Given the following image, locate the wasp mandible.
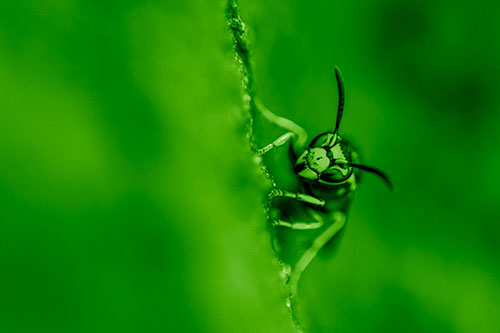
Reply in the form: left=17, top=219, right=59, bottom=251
left=255, top=67, right=392, bottom=295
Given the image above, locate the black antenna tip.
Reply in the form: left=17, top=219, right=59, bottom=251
left=333, top=66, right=345, bottom=135
left=334, top=66, right=342, bottom=78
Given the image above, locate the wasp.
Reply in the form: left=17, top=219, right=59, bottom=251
left=254, top=67, right=392, bottom=295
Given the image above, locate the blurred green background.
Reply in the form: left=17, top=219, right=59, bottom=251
left=1, top=0, right=499, bottom=332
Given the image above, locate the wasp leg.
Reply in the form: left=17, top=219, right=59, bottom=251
left=268, top=188, right=325, bottom=207
left=257, top=132, right=294, bottom=156
left=273, top=220, right=323, bottom=230
left=272, top=210, right=324, bottom=230
left=255, top=98, right=308, bottom=153
left=289, top=211, right=346, bottom=296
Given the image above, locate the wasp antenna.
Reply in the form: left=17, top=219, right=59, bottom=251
left=351, top=163, right=393, bottom=191
left=333, top=66, right=345, bottom=136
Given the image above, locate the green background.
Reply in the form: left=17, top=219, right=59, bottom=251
left=1, top=0, right=499, bottom=332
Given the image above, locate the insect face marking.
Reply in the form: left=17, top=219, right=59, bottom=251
left=306, top=148, right=330, bottom=172
left=330, top=143, right=348, bottom=164
left=293, top=134, right=355, bottom=185
left=293, top=147, right=330, bottom=180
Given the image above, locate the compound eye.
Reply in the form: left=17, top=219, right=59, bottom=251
left=309, top=132, right=336, bottom=148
